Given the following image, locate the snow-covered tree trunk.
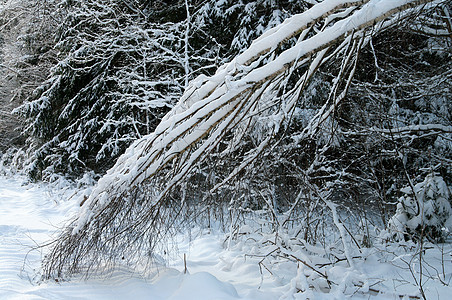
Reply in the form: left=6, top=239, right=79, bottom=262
left=42, top=0, right=449, bottom=280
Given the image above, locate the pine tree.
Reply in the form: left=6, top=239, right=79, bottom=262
left=16, top=0, right=222, bottom=179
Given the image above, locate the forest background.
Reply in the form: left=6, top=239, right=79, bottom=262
left=0, top=0, right=451, bottom=298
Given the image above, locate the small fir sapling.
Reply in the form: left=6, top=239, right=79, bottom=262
left=389, top=173, right=452, bottom=242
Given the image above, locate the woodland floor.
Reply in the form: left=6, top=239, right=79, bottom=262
left=1, top=174, right=451, bottom=299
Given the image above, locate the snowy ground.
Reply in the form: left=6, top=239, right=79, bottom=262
left=1, top=175, right=452, bottom=299
left=0, top=175, right=282, bottom=299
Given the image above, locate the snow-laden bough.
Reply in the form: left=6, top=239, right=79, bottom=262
left=42, top=0, right=448, bottom=280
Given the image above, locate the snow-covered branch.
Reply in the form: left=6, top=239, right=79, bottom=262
left=40, top=0, right=450, bottom=281
left=77, top=0, right=442, bottom=229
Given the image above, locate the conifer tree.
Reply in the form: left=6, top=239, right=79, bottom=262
left=16, top=0, right=310, bottom=179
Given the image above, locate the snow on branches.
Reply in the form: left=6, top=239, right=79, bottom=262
left=41, top=0, right=450, bottom=281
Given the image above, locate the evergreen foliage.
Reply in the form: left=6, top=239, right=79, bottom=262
left=15, top=0, right=309, bottom=179
left=1, top=0, right=451, bottom=290
left=389, top=173, right=452, bottom=242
